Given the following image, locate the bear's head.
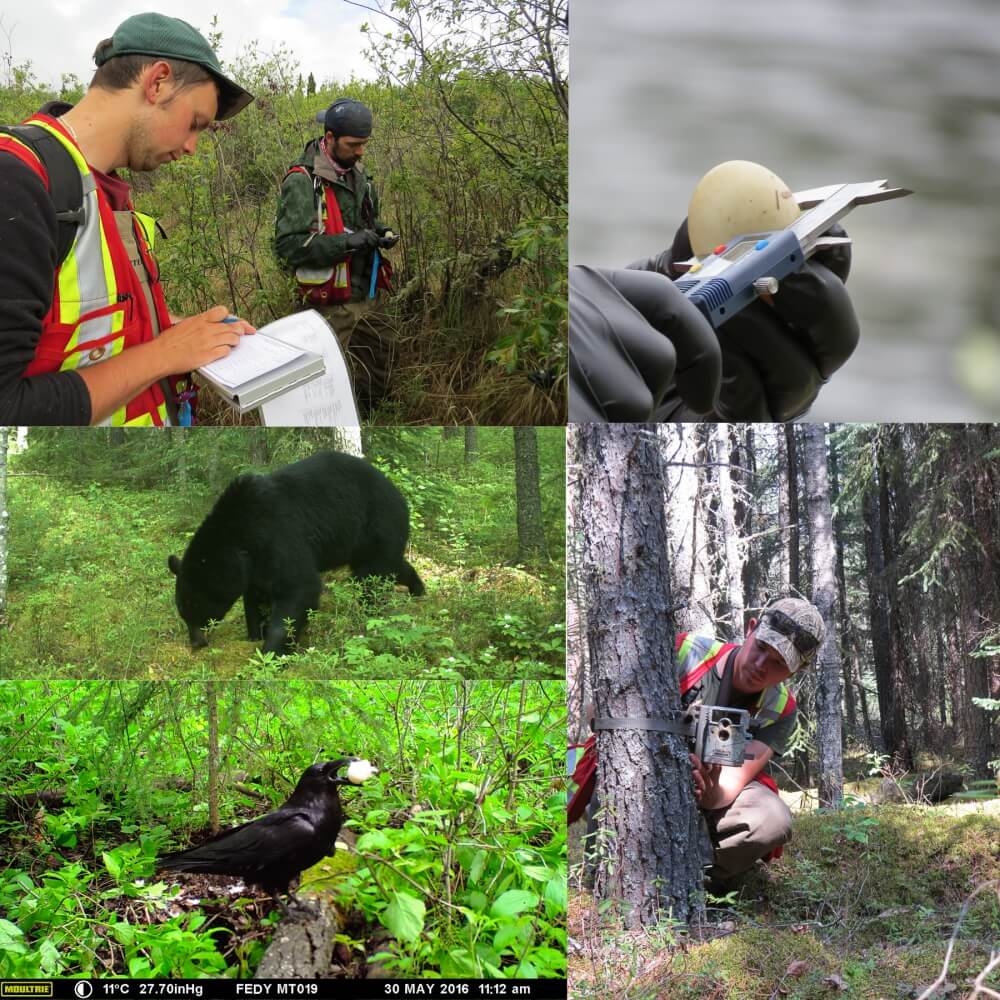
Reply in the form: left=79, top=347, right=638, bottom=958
left=168, top=553, right=243, bottom=648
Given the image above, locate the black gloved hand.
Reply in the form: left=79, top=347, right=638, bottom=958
left=635, top=220, right=859, bottom=421
left=346, top=229, right=380, bottom=252
left=569, top=265, right=722, bottom=422
left=378, top=232, right=400, bottom=250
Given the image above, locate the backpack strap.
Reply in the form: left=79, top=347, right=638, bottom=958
left=0, top=123, right=84, bottom=267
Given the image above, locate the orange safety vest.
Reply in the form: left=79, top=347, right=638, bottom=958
left=0, top=114, right=179, bottom=426
left=568, top=632, right=795, bottom=828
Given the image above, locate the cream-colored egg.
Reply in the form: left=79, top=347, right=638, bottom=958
left=346, top=759, right=378, bottom=784
left=687, top=161, right=800, bottom=257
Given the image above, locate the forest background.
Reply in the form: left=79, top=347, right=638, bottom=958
left=0, top=0, right=568, bottom=425
left=567, top=423, right=1000, bottom=1000
left=0, top=425, right=565, bottom=677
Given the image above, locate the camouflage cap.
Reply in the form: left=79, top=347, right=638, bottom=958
left=756, top=597, right=825, bottom=674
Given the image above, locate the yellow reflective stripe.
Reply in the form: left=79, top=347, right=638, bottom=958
left=133, top=211, right=156, bottom=249
left=30, top=119, right=118, bottom=331
left=677, top=633, right=696, bottom=664
left=30, top=118, right=88, bottom=172
left=124, top=407, right=161, bottom=427
left=57, top=248, right=82, bottom=327
left=99, top=217, right=118, bottom=306
left=772, top=685, right=790, bottom=716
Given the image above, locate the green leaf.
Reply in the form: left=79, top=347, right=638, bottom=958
left=110, top=921, right=134, bottom=946
left=469, top=850, right=487, bottom=885
left=494, top=922, right=521, bottom=951
left=0, top=919, right=23, bottom=941
left=490, top=889, right=539, bottom=918
left=356, top=830, right=393, bottom=851
left=103, top=851, right=121, bottom=880
left=543, top=876, right=567, bottom=915
left=521, top=864, right=550, bottom=882
left=381, top=891, right=426, bottom=943
left=509, top=959, right=538, bottom=978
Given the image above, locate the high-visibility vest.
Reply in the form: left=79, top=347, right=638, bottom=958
left=285, top=165, right=353, bottom=306
left=567, top=632, right=796, bottom=823
left=0, top=114, right=174, bottom=426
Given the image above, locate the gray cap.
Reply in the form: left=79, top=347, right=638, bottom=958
left=756, top=598, right=825, bottom=673
left=315, top=98, right=373, bottom=137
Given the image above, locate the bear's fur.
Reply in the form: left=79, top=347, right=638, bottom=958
left=168, top=451, right=424, bottom=654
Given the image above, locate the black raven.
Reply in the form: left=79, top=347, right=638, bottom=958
left=158, top=758, right=369, bottom=914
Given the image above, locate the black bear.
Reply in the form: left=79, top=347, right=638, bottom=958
left=167, top=451, right=424, bottom=654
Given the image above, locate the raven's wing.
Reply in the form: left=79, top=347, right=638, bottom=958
left=159, top=808, right=320, bottom=880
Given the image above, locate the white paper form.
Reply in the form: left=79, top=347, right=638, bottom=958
left=259, top=310, right=361, bottom=427
left=200, top=333, right=305, bottom=389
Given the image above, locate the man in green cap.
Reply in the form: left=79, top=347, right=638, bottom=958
left=274, top=97, right=399, bottom=415
left=0, top=13, right=256, bottom=426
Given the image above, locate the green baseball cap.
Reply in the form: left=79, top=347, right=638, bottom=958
left=95, top=13, right=254, bottom=120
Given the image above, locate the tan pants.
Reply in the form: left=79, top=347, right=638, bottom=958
left=322, top=300, right=394, bottom=413
left=705, top=780, right=792, bottom=881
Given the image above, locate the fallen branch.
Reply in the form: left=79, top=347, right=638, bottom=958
left=916, top=879, right=1000, bottom=1000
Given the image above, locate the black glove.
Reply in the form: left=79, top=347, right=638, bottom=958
left=378, top=232, right=400, bottom=250
left=633, top=220, right=859, bottom=421
left=346, top=229, right=380, bottom=252
left=569, top=265, right=722, bottom=422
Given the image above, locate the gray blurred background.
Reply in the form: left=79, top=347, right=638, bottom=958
left=570, top=0, right=1000, bottom=420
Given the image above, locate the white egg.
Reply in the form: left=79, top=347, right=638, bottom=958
left=687, top=160, right=800, bottom=257
left=346, top=759, right=378, bottom=784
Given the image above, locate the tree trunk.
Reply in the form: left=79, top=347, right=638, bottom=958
left=336, top=427, right=364, bottom=457
left=711, top=425, right=744, bottom=636
left=513, top=426, right=547, bottom=563
left=735, top=425, right=758, bottom=620
left=802, top=424, right=844, bottom=807
left=785, top=424, right=800, bottom=593
left=664, top=425, right=712, bottom=631
left=828, top=429, right=857, bottom=738
left=464, top=427, right=478, bottom=464
left=579, top=423, right=702, bottom=928
left=207, top=683, right=220, bottom=834
left=864, top=436, right=913, bottom=769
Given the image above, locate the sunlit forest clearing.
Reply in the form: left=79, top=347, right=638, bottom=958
left=0, top=426, right=565, bottom=678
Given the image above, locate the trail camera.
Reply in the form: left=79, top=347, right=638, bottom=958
left=685, top=704, right=752, bottom=766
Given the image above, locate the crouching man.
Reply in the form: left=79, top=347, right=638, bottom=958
left=684, top=598, right=824, bottom=887
left=568, top=596, right=825, bottom=890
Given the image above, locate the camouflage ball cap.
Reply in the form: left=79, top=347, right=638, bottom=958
left=95, top=13, right=254, bottom=120
left=756, top=597, right=825, bottom=674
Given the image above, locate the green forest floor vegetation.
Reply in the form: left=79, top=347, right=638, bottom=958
left=0, top=429, right=565, bottom=678
left=0, top=681, right=567, bottom=979
left=569, top=797, right=1000, bottom=999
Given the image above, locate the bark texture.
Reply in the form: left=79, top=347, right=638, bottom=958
left=579, top=423, right=702, bottom=928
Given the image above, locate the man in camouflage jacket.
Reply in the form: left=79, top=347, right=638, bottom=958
left=274, top=97, right=398, bottom=412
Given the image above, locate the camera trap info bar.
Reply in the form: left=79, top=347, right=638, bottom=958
left=593, top=704, right=755, bottom=767
left=672, top=179, right=912, bottom=329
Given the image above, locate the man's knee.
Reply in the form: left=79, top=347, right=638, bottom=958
left=756, top=789, right=793, bottom=851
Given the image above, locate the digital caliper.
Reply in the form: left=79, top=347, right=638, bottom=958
left=672, top=179, right=912, bottom=329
